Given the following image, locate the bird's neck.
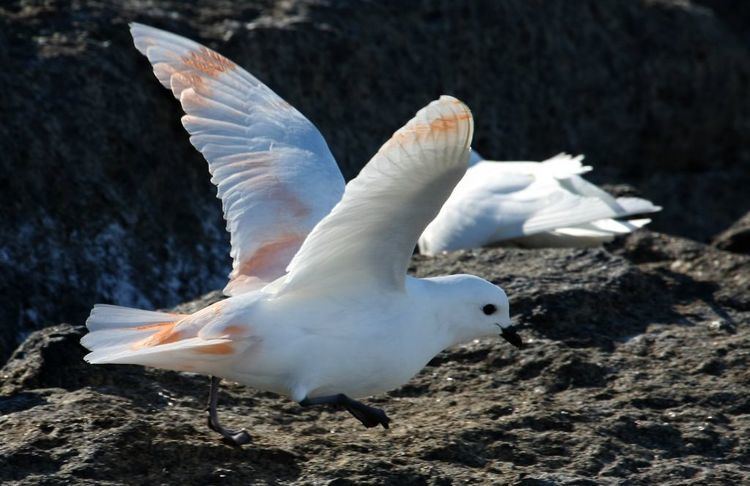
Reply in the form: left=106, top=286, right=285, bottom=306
left=405, top=276, right=482, bottom=354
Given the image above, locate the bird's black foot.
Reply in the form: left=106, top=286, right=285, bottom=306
left=300, top=393, right=391, bottom=429
left=343, top=399, right=391, bottom=429
left=206, top=376, right=251, bottom=446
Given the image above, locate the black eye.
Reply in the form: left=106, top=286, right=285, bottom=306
left=482, top=304, right=497, bottom=315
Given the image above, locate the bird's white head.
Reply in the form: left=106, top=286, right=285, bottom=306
left=418, top=274, right=521, bottom=349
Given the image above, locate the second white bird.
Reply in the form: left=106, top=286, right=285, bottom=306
left=418, top=152, right=661, bottom=254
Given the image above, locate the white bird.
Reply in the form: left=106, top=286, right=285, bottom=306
left=418, top=152, right=661, bottom=255
left=81, top=24, right=521, bottom=446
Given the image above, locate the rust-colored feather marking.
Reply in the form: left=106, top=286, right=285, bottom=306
left=172, top=70, right=206, bottom=95
left=231, top=233, right=305, bottom=282
left=389, top=110, right=472, bottom=147
left=274, top=183, right=311, bottom=220
left=210, top=300, right=225, bottom=317
left=182, top=47, right=236, bottom=77
left=193, top=342, right=234, bottom=355
left=133, top=319, right=178, bottom=331
left=223, top=325, right=246, bottom=337
left=428, top=111, right=472, bottom=131
left=220, top=155, right=311, bottom=220
left=235, top=155, right=311, bottom=220
left=131, top=322, right=184, bottom=349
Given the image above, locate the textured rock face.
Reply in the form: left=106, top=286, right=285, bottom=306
left=1, top=232, right=748, bottom=484
left=2, top=0, right=750, bottom=361
left=713, top=211, right=750, bottom=254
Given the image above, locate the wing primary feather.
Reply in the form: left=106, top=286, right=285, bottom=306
left=279, top=96, right=473, bottom=295
left=129, top=23, right=345, bottom=295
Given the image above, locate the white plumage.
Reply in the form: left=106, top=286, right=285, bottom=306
left=130, top=23, right=345, bottom=295
left=281, top=96, right=473, bottom=294
left=82, top=25, right=518, bottom=439
left=418, top=152, right=661, bottom=254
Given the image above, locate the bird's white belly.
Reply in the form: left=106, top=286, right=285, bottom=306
left=301, top=339, right=424, bottom=399
left=219, top=319, right=430, bottom=402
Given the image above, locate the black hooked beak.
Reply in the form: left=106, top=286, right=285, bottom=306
left=499, top=325, right=523, bottom=349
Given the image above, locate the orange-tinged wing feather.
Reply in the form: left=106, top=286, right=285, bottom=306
left=130, top=23, right=345, bottom=295
left=280, top=96, right=473, bottom=294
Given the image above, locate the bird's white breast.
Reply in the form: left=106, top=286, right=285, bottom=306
left=213, top=288, right=441, bottom=401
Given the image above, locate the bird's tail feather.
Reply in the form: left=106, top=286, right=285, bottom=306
left=539, top=153, right=592, bottom=178
left=614, top=197, right=662, bottom=216
left=81, top=304, right=187, bottom=362
left=514, top=217, right=653, bottom=248
left=81, top=304, right=242, bottom=370
left=522, top=196, right=659, bottom=236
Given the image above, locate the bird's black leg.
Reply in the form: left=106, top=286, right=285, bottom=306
left=300, top=394, right=391, bottom=429
left=206, top=376, right=251, bottom=446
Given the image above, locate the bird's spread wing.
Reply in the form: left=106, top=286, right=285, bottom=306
left=129, top=23, right=345, bottom=295
left=276, top=96, right=473, bottom=295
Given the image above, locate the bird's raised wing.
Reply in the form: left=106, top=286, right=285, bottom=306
left=276, top=96, right=473, bottom=295
left=129, top=23, right=345, bottom=295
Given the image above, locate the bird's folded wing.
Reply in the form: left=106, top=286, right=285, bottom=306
left=129, top=23, right=345, bottom=296
left=470, top=158, right=660, bottom=238
left=277, top=96, right=474, bottom=294
left=472, top=153, right=591, bottom=179
left=519, top=192, right=659, bottom=235
left=459, top=162, right=537, bottom=195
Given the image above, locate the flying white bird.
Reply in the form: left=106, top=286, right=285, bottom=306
left=418, top=152, right=661, bottom=255
left=81, top=24, right=522, bottom=446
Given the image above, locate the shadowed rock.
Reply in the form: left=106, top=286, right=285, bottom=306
left=713, top=211, right=750, bottom=254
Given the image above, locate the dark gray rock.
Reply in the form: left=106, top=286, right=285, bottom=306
left=3, top=0, right=750, bottom=362
left=1, top=231, right=748, bottom=484
left=617, top=168, right=750, bottom=245
left=713, top=211, right=750, bottom=254
left=694, top=0, right=750, bottom=46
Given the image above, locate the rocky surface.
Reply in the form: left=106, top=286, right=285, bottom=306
left=2, top=0, right=750, bottom=361
left=713, top=211, right=750, bottom=254
left=3, top=1, right=750, bottom=481
left=1, top=230, right=748, bottom=485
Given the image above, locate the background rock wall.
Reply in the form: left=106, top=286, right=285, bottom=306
left=2, top=0, right=750, bottom=360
